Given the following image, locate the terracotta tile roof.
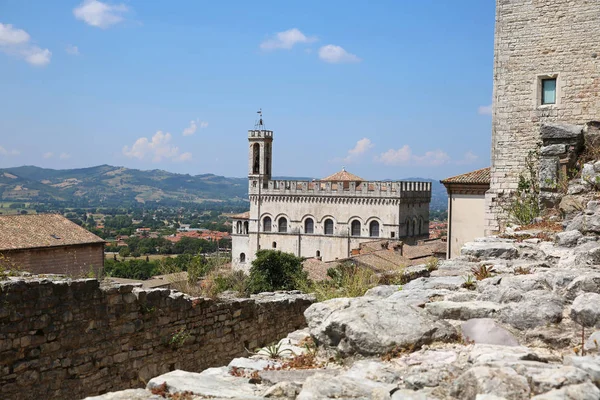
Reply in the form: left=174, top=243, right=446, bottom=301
left=0, top=214, right=105, bottom=251
left=321, top=169, right=365, bottom=182
left=441, top=167, right=491, bottom=185
left=230, top=211, right=250, bottom=219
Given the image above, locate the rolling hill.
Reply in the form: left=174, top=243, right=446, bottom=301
left=0, top=165, right=448, bottom=211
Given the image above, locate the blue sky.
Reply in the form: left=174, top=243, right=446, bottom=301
left=0, top=0, right=495, bottom=180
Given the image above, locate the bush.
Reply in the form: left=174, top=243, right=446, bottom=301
left=506, top=150, right=541, bottom=225
left=247, top=250, right=308, bottom=294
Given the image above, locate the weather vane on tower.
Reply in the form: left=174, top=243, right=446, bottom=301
left=255, top=108, right=264, bottom=129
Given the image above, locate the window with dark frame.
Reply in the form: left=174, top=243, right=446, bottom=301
left=324, top=219, right=334, bottom=235
left=304, top=218, right=314, bottom=234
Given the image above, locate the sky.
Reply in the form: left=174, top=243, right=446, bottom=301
left=0, top=0, right=495, bottom=180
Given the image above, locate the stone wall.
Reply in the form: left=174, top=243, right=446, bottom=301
left=0, top=278, right=313, bottom=400
left=486, top=0, right=600, bottom=233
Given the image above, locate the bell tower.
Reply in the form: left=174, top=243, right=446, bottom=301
left=248, top=109, right=273, bottom=181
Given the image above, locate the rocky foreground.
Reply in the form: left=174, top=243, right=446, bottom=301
left=85, top=205, right=600, bottom=399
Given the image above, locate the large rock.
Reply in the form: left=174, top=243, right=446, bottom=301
left=146, top=368, right=262, bottom=399
left=563, top=356, right=600, bottom=385
left=530, top=382, right=600, bottom=400
left=570, top=293, right=600, bottom=327
left=305, top=297, right=457, bottom=356
left=565, top=273, right=600, bottom=300
left=555, top=230, right=583, bottom=247
left=402, top=276, right=465, bottom=291
left=451, top=366, right=530, bottom=400
left=499, top=291, right=563, bottom=330
left=525, top=366, right=592, bottom=395
left=85, top=389, right=162, bottom=400
left=461, top=241, right=519, bottom=260
left=461, top=318, right=519, bottom=346
left=540, top=123, right=583, bottom=142
left=386, top=288, right=451, bottom=307
left=364, top=285, right=401, bottom=298
left=425, top=301, right=503, bottom=321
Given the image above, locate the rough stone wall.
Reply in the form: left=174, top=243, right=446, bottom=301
left=2, top=243, right=104, bottom=277
left=486, top=0, right=600, bottom=233
left=0, top=278, right=313, bottom=400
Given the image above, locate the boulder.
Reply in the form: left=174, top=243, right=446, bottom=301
left=402, top=276, right=466, bottom=291
left=530, top=382, right=600, bottom=400
left=563, top=356, right=600, bottom=385
left=584, top=331, right=600, bottom=353
left=525, top=366, right=591, bottom=395
left=461, top=318, right=519, bottom=346
left=461, top=241, right=519, bottom=260
left=555, top=230, right=583, bottom=247
left=364, top=285, right=401, bottom=299
left=499, top=291, right=563, bottom=330
left=386, top=288, right=451, bottom=307
left=540, top=144, right=567, bottom=156
left=262, top=381, right=302, bottom=398
left=451, top=366, right=530, bottom=400
left=425, top=301, right=503, bottom=321
left=304, top=297, right=457, bottom=356
left=564, top=273, right=600, bottom=300
left=570, top=293, right=600, bottom=327
left=540, top=123, right=583, bottom=142
left=146, top=368, right=262, bottom=399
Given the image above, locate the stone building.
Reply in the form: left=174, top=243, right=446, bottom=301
left=486, top=0, right=600, bottom=233
left=231, top=119, right=432, bottom=270
left=0, top=214, right=105, bottom=276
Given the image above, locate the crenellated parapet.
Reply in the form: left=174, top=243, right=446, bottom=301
left=249, top=179, right=431, bottom=201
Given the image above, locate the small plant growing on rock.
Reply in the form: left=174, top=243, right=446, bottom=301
left=462, top=275, right=476, bottom=290
left=168, top=328, right=191, bottom=349
left=514, top=266, right=533, bottom=275
left=471, top=265, right=495, bottom=281
left=426, top=257, right=439, bottom=272
left=254, top=342, right=294, bottom=359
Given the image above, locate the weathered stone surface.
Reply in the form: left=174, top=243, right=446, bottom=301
left=461, top=318, right=519, bottom=346
left=461, top=241, right=519, bottom=260
left=402, top=276, right=466, bottom=291
left=565, top=273, right=600, bottom=300
left=526, top=366, right=591, bottom=395
left=555, top=230, right=583, bottom=247
left=259, top=369, right=339, bottom=385
left=540, top=123, right=584, bottom=142
left=540, top=157, right=560, bottom=190
left=305, top=297, right=457, bottom=356
left=570, top=293, right=600, bottom=327
left=84, top=389, right=162, bottom=400
left=563, top=356, right=600, bottom=385
left=425, top=301, right=503, bottom=321
left=227, top=357, right=281, bottom=372
left=499, top=291, right=563, bottom=330
left=147, top=368, right=262, bottom=399
left=530, top=382, right=600, bottom=400
left=364, top=285, right=401, bottom=298
left=584, top=331, right=600, bottom=353
left=541, top=144, right=567, bottom=156
left=451, top=366, right=530, bottom=400
left=262, top=381, right=302, bottom=398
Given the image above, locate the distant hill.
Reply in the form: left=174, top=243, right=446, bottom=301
left=0, top=165, right=447, bottom=211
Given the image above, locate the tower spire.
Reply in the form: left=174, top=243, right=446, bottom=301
left=255, top=108, right=265, bottom=129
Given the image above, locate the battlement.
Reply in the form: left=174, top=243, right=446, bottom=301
left=248, top=129, right=273, bottom=139
left=250, top=179, right=431, bottom=200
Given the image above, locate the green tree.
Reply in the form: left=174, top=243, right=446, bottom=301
left=247, top=250, right=307, bottom=294
left=119, top=247, right=131, bottom=258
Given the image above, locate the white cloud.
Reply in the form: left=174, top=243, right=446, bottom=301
left=478, top=104, right=492, bottom=116
left=456, top=151, right=479, bottom=165
left=182, top=119, right=208, bottom=136
left=318, top=44, right=361, bottom=64
left=260, top=28, right=317, bottom=51
left=0, top=146, right=19, bottom=156
left=123, top=131, right=192, bottom=162
left=59, top=153, right=71, bottom=160
left=0, top=23, right=51, bottom=66
left=376, top=145, right=451, bottom=167
left=73, top=0, right=129, bottom=29
left=65, top=44, right=79, bottom=55
left=333, top=138, right=374, bottom=164
left=43, top=152, right=54, bottom=159
left=0, top=23, right=29, bottom=46
left=23, top=47, right=51, bottom=66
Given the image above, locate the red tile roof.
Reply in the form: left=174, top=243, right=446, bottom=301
left=0, top=214, right=105, bottom=251
left=321, top=169, right=364, bottom=182
left=441, top=167, right=491, bottom=185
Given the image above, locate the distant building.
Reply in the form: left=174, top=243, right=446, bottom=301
left=441, top=168, right=490, bottom=259
left=231, top=116, right=432, bottom=270
left=0, top=214, right=105, bottom=276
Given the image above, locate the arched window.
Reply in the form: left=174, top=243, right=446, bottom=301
left=316, top=250, right=321, bottom=258
left=240, top=253, right=246, bottom=263
left=236, top=221, right=242, bottom=234
left=252, top=143, right=260, bottom=174
left=369, top=221, right=380, bottom=237
left=351, top=220, right=361, bottom=237
left=243, top=221, right=249, bottom=234
left=278, top=217, right=288, bottom=233
left=304, top=218, right=314, bottom=234
left=272, top=242, right=277, bottom=249
left=263, top=216, right=272, bottom=232
left=411, top=219, right=416, bottom=237
left=324, top=219, right=334, bottom=235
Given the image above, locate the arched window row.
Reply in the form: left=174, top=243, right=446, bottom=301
left=260, top=216, right=383, bottom=237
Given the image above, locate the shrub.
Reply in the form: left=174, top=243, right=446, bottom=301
left=471, top=265, right=495, bottom=281
left=506, top=150, right=540, bottom=225
left=247, top=250, right=308, bottom=294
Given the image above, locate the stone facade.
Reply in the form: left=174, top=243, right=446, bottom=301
left=486, top=0, right=600, bottom=233
left=3, top=243, right=105, bottom=277
left=0, top=277, right=312, bottom=400
left=232, top=126, right=432, bottom=270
